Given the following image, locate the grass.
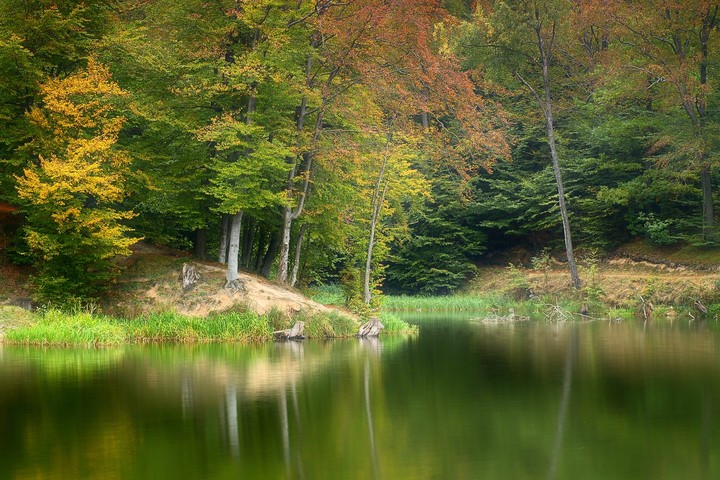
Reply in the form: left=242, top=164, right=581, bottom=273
left=300, top=310, right=359, bottom=338
left=379, top=313, right=419, bottom=335
left=381, top=294, right=510, bottom=312
left=3, top=308, right=360, bottom=346
left=122, top=311, right=273, bottom=343
left=5, top=309, right=126, bottom=346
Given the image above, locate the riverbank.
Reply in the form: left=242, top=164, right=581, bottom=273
left=0, top=241, right=419, bottom=345
left=2, top=239, right=719, bottom=344
left=0, top=306, right=416, bottom=346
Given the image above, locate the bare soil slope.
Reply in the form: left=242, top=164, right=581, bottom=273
left=109, top=242, right=337, bottom=317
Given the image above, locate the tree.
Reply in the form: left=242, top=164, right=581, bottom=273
left=0, top=0, right=116, bottom=203
left=474, top=0, right=582, bottom=289
left=596, top=0, right=720, bottom=241
left=16, top=60, right=138, bottom=302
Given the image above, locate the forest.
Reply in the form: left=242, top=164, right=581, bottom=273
left=2, top=0, right=720, bottom=306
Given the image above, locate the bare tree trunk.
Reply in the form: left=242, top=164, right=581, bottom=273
left=364, top=128, right=393, bottom=305
left=278, top=208, right=294, bottom=284
left=290, top=224, right=307, bottom=288
left=219, top=215, right=230, bottom=264
left=277, top=141, right=316, bottom=284
left=225, top=211, right=243, bottom=288
left=519, top=18, right=581, bottom=289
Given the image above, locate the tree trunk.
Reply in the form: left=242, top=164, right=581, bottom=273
left=261, top=230, right=281, bottom=278
left=533, top=20, right=581, bottom=290
left=194, top=228, right=207, bottom=261
left=364, top=178, right=389, bottom=305
left=364, top=128, right=393, bottom=305
left=277, top=47, right=316, bottom=285
left=225, top=211, right=243, bottom=288
left=277, top=208, right=294, bottom=284
left=219, top=215, right=230, bottom=264
left=290, top=224, right=307, bottom=288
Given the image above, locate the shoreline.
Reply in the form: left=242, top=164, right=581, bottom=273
left=0, top=306, right=417, bottom=347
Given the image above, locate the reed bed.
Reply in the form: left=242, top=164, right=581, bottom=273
left=4, top=308, right=359, bottom=346
left=381, top=294, right=509, bottom=312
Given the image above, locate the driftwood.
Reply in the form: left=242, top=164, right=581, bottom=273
left=182, top=263, right=200, bottom=291
left=274, top=321, right=305, bottom=341
left=694, top=300, right=708, bottom=314
left=638, top=295, right=653, bottom=322
left=358, top=317, right=384, bottom=337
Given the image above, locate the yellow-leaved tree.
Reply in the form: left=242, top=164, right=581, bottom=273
left=16, top=59, right=138, bottom=304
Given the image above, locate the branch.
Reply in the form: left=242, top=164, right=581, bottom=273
left=515, top=70, right=546, bottom=119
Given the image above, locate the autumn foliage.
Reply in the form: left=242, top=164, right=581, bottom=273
left=16, top=60, right=138, bottom=303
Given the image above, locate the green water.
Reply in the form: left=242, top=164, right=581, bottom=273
left=1, top=316, right=719, bottom=479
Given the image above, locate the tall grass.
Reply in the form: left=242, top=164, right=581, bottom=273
left=298, top=310, right=358, bottom=338
left=3, top=308, right=360, bottom=346
left=5, top=309, right=125, bottom=346
left=5, top=309, right=273, bottom=346
left=122, top=311, right=272, bottom=343
left=382, top=294, right=510, bottom=312
left=379, top=313, right=419, bottom=335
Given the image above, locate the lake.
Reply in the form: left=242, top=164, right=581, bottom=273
left=1, top=314, right=719, bottom=479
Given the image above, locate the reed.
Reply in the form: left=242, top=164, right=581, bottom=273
left=379, top=313, right=419, bottom=335
left=381, top=294, right=508, bottom=312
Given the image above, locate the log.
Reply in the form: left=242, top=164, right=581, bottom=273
left=358, top=317, right=384, bottom=337
left=274, top=321, right=305, bottom=341
left=182, top=263, right=200, bottom=291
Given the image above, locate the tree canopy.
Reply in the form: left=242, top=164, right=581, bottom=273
left=2, top=0, right=720, bottom=303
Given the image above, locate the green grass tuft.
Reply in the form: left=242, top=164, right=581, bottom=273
left=5, top=309, right=125, bottom=346
left=299, top=310, right=359, bottom=338
left=379, top=313, right=419, bottom=335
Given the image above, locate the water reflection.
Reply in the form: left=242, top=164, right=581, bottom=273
left=547, top=327, right=577, bottom=480
left=1, top=319, right=720, bottom=479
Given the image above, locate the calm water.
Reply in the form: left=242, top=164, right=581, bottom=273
left=1, top=315, right=719, bottom=479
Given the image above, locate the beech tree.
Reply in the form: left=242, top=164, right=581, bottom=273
left=16, top=60, right=138, bottom=302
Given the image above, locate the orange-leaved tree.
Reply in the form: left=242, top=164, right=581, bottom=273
left=16, top=59, right=138, bottom=304
left=322, top=0, right=509, bottom=304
